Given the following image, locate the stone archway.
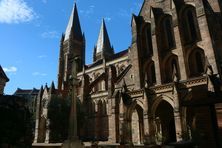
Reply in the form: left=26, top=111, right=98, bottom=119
left=154, top=100, right=176, bottom=144
left=130, top=105, right=144, bottom=145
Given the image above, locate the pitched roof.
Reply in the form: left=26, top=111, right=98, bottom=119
left=0, top=65, right=9, bottom=82
left=86, top=49, right=128, bottom=69
left=64, top=3, right=82, bottom=41
left=108, top=49, right=128, bottom=61
left=86, top=59, right=103, bottom=69
left=14, top=88, right=39, bottom=95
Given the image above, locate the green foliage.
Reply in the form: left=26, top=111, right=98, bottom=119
left=48, top=95, right=70, bottom=142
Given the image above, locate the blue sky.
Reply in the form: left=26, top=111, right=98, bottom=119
left=0, top=0, right=143, bottom=94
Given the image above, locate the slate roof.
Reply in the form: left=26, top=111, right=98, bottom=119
left=108, top=49, right=128, bottom=61
left=86, top=49, right=128, bottom=69
left=14, top=88, right=39, bottom=95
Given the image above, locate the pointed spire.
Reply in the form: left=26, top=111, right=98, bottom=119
left=49, top=81, right=56, bottom=94
left=44, top=83, right=48, bottom=91
left=50, top=81, right=55, bottom=90
left=95, top=19, right=113, bottom=54
left=64, top=3, right=82, bottom=41
left=37, top=85, right=44, bottom=98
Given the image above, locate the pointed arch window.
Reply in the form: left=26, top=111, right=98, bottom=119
left=160, top=16, right=175, bottom=52
left=182, top=6, right=200, bottom=45
left=164, top=18, right=175, bottom=49
left=164, top=56, right=180, bottom=83
left=146, top=61, right=156, bottom=86
left=196, top=52, right=204, bottom=73
left=171, top=59, right=178, bottom=74
left=188, top=49, right=205, bottom=77
left=143, top=25, right=153, bottom=56
left=147, top=27, right=153, bottom=56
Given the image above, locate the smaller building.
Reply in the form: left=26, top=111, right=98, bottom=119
left=0, top=65, right=9, bottom=95
left=14, top=88, right=39, bottom=114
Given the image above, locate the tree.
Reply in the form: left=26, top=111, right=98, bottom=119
left=0, top=95, right=32, bottom=148
left=48, top=96, right=70, bottom=142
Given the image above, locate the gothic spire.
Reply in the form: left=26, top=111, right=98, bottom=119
left=64, top=3, right=82, bottom=41
left=37, top=85, right=44, bottom=98
left=95, top=19, right=113, bottom=54
left=49, top=81, right=56, bottom=94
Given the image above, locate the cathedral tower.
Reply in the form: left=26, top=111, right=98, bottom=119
left=93, top=19, right=114, bottom=62
left=58, top=3, right=85, bottom=93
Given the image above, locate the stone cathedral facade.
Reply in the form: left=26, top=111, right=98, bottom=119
left=33, top=0, right=222, bottom=147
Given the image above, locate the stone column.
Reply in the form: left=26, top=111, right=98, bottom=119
left=174, top=111, right=182, bottom=141
left=148, top=116, right=156, bottom=144
left=152, top=34, right=162, bottom=85
left=173, top=83, right=182, bottom=141
left=33, top=120, right=39, bottom=143
left=33, top=86, right=43, bottom=143
left=143, top=113, right=149, bottom=144
left=44, top=119, right=50, bottom=143
left=143, top=91, right=150, bottom=144
left=62, top=57, right=84, bottom=148
left=108, top=98, right=116, bottom=143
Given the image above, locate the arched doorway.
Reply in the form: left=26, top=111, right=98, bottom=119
left=155, top=100, right=176, bottom=144
left=130, top=105, right=144, bottom=144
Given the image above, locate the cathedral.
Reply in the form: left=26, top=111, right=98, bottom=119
left=33, top=0, right=222, bottom=147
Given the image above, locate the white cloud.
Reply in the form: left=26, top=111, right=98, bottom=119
left=3, top=66, right=17, bottom=73
left=80, top=5, right=95, bottom=17
left=32, top=72, right=47, bottom=76
left=118, top=9, right=130, bottom=18
left=38, top=55, right=47, bottom=58
left=41, top=31, right=59, bottom=39
left=0, top=0, right=36, bottom=24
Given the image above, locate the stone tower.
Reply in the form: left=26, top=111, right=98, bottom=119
left=57, top=3, right=85, bottom=94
